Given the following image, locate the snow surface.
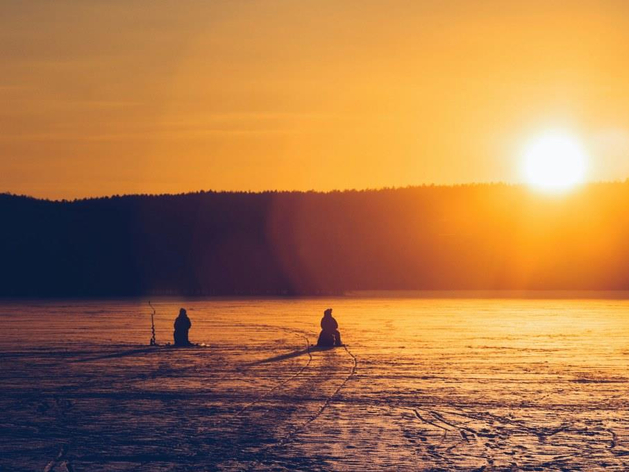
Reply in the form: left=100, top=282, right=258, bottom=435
left=1, top=296, right=629, bottom=471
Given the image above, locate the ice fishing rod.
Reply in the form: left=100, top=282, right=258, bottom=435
left=148, top=301, right=157, bottom=346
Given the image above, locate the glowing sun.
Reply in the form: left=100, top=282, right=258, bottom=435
left=521, top=131, right=588, bottom=192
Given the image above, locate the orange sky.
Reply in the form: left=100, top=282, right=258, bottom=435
left=2, top=0, right=629, bottom=199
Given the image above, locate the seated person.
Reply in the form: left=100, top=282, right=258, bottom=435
left=317, top=308, right=342, bottom=347
left=173, top=308, right=192, bottom=346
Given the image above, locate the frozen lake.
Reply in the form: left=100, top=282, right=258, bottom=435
left=2, top=295, right=629, bottom=470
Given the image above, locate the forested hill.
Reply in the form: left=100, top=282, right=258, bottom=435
left=2, top=184, right=629, bottom=297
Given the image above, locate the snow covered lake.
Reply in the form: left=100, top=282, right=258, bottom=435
left=2, top=295, right=629, bottom=471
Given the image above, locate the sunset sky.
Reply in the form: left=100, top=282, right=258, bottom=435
left=2, top=0, right=629, bottom=199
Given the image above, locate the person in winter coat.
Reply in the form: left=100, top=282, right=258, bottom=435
left=174, top=308, right=192, bottom=346
left=317, top=308, right=342, bottom=347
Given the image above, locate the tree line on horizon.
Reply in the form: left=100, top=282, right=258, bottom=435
left=2, top=183, right=629, bottom=297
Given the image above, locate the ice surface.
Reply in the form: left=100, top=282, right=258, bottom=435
left=1, top=297, right=629, bottom=470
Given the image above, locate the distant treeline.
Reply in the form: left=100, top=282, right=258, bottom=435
left=2, top=183, right=629, bottom=296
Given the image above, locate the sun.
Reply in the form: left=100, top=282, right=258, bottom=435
left=521, top=131, right=588, bottom=192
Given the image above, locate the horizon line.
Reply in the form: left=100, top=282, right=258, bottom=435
left=3, top=179, right=629, bottom=203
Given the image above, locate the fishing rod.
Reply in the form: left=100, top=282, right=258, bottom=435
left=148, top=301, right=157, bottom=346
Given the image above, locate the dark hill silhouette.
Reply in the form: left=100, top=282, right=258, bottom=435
left=2, top=183, right=629, bottom=297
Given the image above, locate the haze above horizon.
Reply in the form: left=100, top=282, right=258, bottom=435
left=2, top=1, right=629, bottom=199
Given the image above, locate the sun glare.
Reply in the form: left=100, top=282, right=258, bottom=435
left=522, top=131, right=588, bottom=192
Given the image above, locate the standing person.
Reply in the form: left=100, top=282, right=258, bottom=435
left=317, top=308, right=342, bottom=347
left=173, top=308, right=192, bottom=346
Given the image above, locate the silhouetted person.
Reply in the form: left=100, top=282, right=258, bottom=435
left=173, top=308, right=192, bottom=346
left=317, top=308, right=342, bottom=347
